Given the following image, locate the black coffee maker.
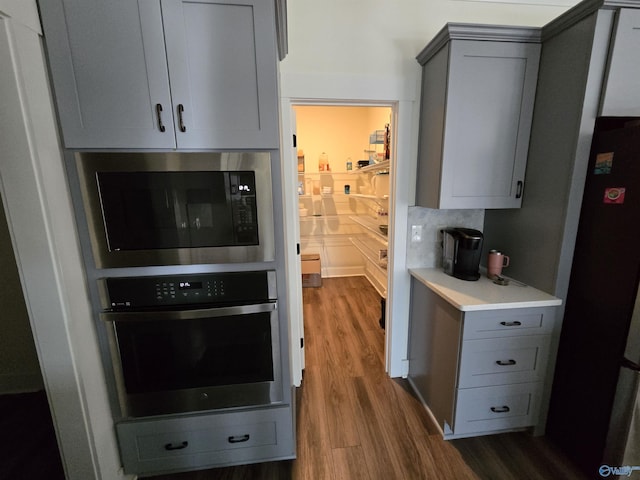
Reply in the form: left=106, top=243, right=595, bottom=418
left=442, top=228, right=484, bottom=281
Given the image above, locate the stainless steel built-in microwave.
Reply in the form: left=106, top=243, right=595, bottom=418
left=74, top=152, right=275, bottom=268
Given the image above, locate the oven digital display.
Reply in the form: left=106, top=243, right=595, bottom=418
left=179, top=281, right=203, bottom=290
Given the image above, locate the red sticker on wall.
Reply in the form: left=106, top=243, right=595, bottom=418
left=603, top=187, right=625, bottom=204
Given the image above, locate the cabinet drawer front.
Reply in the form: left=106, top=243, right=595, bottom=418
left=459, top=336, right=550, bottom=388
left=453, top=383, right=541, bottom=435
left=136, top=421, right=276, bottom=460
left=117, top=406, right=294, bottom=475
left=463, top=307, right=555, bottom=340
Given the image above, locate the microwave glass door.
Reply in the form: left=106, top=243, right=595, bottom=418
left=98, top=171, right=259, bottom=251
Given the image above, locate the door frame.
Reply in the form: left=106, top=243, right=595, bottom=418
left=279, top=73, right=419, bottom=382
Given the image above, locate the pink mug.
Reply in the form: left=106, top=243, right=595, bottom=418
left=487, top=250, right=510, bottom=279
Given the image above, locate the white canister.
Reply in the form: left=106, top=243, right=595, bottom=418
left=371, top=173, right=390, bottom=198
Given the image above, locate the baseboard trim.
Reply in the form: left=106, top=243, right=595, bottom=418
left=322, top=266, right=365, bottom=278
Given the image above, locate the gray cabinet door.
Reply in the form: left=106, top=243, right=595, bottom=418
left=600, top=8, right=640, bottom=117
left=441, top=40, right=539, bottom=209
left=39, top=0, right=176, bottom=149
left=162, top=0, right=279, bottom=149
left=40, top=0, right=279, bottom=150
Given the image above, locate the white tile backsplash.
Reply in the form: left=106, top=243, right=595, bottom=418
left=406, top=206, right=484, bottom=269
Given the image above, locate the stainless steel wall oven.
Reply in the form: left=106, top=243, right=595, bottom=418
left=99, top=270, right=282, bottom=418
left=75, top=151, right=275, bottom=268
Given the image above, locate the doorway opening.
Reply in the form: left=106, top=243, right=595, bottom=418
left=291, top=103, right=395, bottom=371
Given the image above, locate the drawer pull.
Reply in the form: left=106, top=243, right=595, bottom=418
left=496, top=359, right=517, bottom=366
left=164, top=441, right=188, bottom=451
left=490, top=406, right=511, bottom=413
left=500, top=321, right=522, bottom=327
left=228, top=434, right=250, bottom=444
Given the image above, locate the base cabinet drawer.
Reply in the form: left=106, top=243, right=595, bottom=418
left=458, top=335, right=550, bottom=388
left=116, top=406, right=294, bottom=476
left=453, top=383, right=541, bottom=435
left=462, top=307, right=555, bottom=340
left=136, top=420, right=276, bottom=460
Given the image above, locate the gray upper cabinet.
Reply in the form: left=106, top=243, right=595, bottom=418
left=600, top=8, right=640, bottom=116
left=39, top=0, right=279, bottom=150
left=415, top=25, right=541, bottom=209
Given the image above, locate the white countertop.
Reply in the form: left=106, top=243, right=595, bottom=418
left=409, top=268, right=562, bottom=311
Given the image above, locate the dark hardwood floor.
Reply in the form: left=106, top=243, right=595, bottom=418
left=151, top=276, right=589, bottom=480
left=0, top=389, right=65, bottom=480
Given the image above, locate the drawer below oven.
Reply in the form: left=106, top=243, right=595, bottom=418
left=116, top=406, right=295, bottom=476
left=453, top=382, right=542, bottom=436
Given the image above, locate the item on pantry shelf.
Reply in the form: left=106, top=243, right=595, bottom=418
left=371, top=172, right=390, bottom=198
left=318, top=152, right=330, bottom=171
left=365, top=150, right=377, bottom=164
left=346, top=158, right=353, bottom=171
left=297, top=149, right=305, bottom=172
left=378, top=249, right=388, bottom=268
left=357, top=160, right=370, bottom=168
left=344, top=185, right=350, bottom=194
left=376, top=208, right=388, bottom=226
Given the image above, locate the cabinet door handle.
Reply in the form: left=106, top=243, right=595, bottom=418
left=156, top=104, right=166, bottom=132
left=490, top=406, right=510, bottom=413
left=178, top=104, right=186, bottom=132
left=516, top=181, right=524, bottom=199
left=496, top=359, right=517, bottom=366
left=228, top=434, right=250, bottom=444
left=500, top=321, right=522, bottom=327
left=164, top=441, right=188, bottom=451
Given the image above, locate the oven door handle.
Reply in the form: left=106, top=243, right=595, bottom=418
left=99, top=302, right=277, bottom=322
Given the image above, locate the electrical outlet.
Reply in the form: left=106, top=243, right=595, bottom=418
left=411, top=225, right=422, bottom=242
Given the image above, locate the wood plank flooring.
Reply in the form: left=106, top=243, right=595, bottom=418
left=151, top=276, right=589, bottom=480
left=0, top=390, right=65, bottom=479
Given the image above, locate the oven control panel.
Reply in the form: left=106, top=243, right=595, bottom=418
left=154, top=279, right=225, bottom=303
left=98, top=271, right=276, bottom=310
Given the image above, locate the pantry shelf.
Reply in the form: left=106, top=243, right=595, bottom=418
left=349, top=160, right=390, bottom=174
left=348, top=194, right=389, bottom=208
left=349, top=216, right=388, bottom=243
left=349, top=237, right=387, bottom=298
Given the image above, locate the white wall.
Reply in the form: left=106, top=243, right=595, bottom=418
left=294, top=105, right=391, bottom=173
left=281, top=0, right=570, bottom=80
